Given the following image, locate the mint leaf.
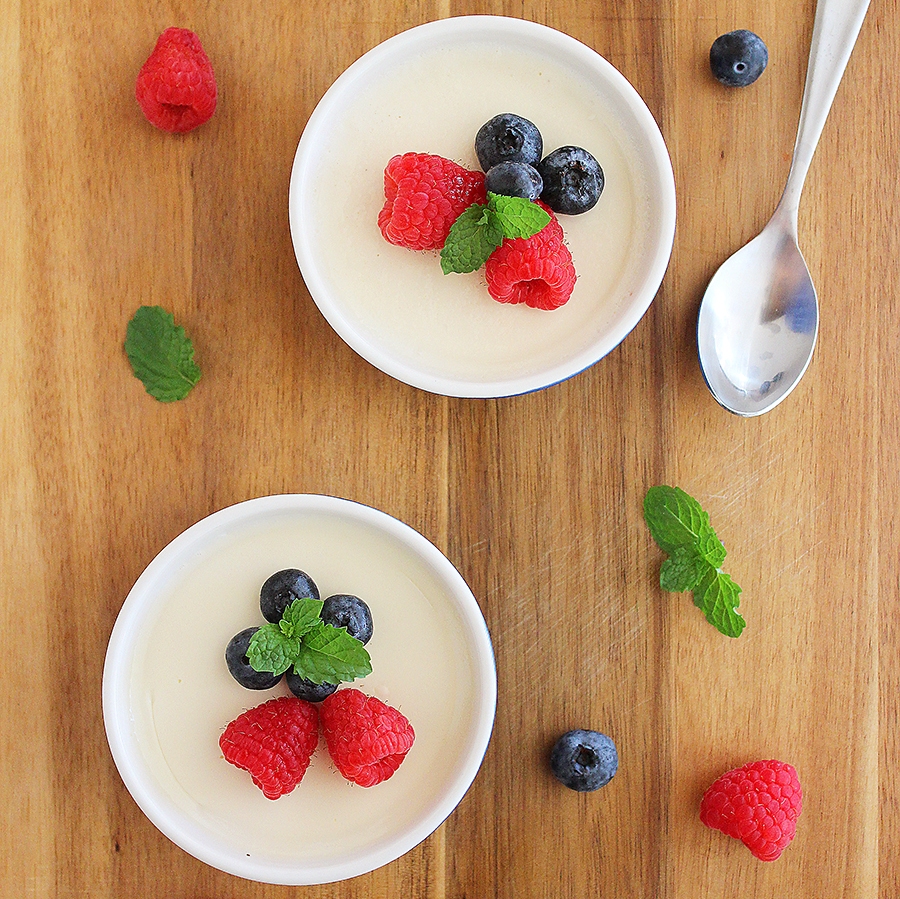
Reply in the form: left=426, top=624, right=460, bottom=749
left=693, top=569, right=745, bottom=638
left=643, top=485, right=744, bottom=637
left=124, top=305, right=201, bottom=402
left=660, top=547, right=707, bottom=593
left=440, top=204, right=503, bottom=274
left=488, top=193, right=550, bottom=239
left=279, top=598, right=323, bottom=639
left=292, top=622, right=373, bottom=685
left=247, top=623, right=301, bottom=676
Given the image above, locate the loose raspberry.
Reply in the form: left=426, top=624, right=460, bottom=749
left=378, top=153, right=486, bottom=251
left=136, top=28, right=217, bottom=133
left=484, top=204, right=576, bottom=310
left=700, top=759, right=803, bottom=861
left=320, top=688, right=415, bottom=787
left=219, top=696, right=319, bottom=799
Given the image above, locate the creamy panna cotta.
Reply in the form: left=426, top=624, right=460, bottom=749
left=290, top=18, right=675, bottom=396
left=105, top=498, right=495, bottom=882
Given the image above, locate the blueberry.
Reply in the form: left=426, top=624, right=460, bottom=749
left=709, top=30, right=768, bottom=87
left=550, top=729, right=618, bottom=792
left=475, top=114, right=543, bottom=172
left=485, top=162, right=543, bottom=200
left=259, top=568, right=319, bottom=623
left=225, top=627, right=283, bottom=690
left=285, top=671, right=338, bottom=702
left=321, top=594, right=373, bottom=645
left=537, top=147, right=604, bottom=215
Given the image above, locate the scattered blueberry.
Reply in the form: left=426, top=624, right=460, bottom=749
left=285, top=670, right=339, bottom=702
left=550, top=729, right=618, bottom=792
left=225, top=627, right=283, bottom=690
left=709, top=30, right=768, bottom=87
left=485, top=162, right=543, bottom=200
left=259, top=568, right=320, bottom=623
left=537, top=147, right=604, bottom=215
left=475, top=113, right=543, bottom=171
left=321, top=594, right=373, bottom=644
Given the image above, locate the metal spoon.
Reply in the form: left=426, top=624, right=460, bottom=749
left=697, top=0, right=870, bottom=416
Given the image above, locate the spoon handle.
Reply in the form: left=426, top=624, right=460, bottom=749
left=777, top=0, right=871, bottom=226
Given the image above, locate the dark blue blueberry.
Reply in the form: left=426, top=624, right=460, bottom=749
left=485, top=162, right=543, bottom=200
left=259, top=568, right=319, bottom=623
left=710, top=30, right=768, bottom=87
left=321, top=594, right=373, bottom=644
left=285, top=671, right=338, bottom=702
left=550, top=729, right=618, bottom=792
left=537, top=147, right=604, bottom=215
left=225, top=627, right=283, bottom=690
left=475, top=114, right=543, bottom=172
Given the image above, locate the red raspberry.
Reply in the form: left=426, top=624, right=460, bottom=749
left=700, top=759, right=803, bottom=861
left=484, top=204, right=577, bottom=310
left=378, top=153, right=486, bottom=251
left=136, top=28, right=217, bottom=133
left=320, top=688, right=415, bottom=787
left=219, top=697, right=319, bottom=800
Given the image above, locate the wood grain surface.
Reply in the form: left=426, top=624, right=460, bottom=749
left=1, top=1, right=896, bottom=897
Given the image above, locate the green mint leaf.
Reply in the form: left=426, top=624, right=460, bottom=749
left=440, top=204, right=504, bottom=274
left=692, top=569, right=745, bottom=638
left=643, top=485, right=712, bottom=554
left=659, top=547, right=708, bottom=593
left=124, top=305, right=201, bottom=402
left=291, top=622, right=373, bottom=685
left=644, top=485, right=744, bottom=637
left=488, top=193, right=550, bottom=240
left=247, top=623, right=301, bottom=676
left=279, top=598, right=324, bottom=639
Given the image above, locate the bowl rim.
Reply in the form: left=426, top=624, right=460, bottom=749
left=289, top=14, right=676, bottom=397
left=102, top=493, right=497, bottom=884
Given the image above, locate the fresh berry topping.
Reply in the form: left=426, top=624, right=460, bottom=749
left=709, top=30, right=769, bottom=87
left=135, top=27, right=217, bottom=133
left=485, top=203, right=576, bottom=310
left=700, top=759, right=802, bottom=860
left=285, top=670, right=339, bottom=702
left=475, top=114, right=543, bottom=171
left=260, top=569, right=320, bottom=623
left=320, top=689, right=415, bottom=787
left=378, top=153, right=487, bottom=251
left=537, top=147, right=604, bottom=215
left=225, top=627, right=283, bottom=690
left=321, top=594, right=373, bottom=645
left=219, top=697, right=320, bottom=799
left=485, top=162, right=543, bottom=200
left=550, top=730, right=618, bottom=792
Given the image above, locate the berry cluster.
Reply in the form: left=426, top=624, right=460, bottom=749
left=220, top=689, right=415, bottom=798
left=377, top=113, right=604, bottom=311
left=225, top=568, right=372, bottom=701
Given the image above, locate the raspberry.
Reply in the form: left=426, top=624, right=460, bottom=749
left=378, top=153, right=486, bottom=251
left=484, top=204, right=577, bottom=310
left=219, top=696, right=319, bottom=799
left=136, top=28, right=217, bottom=133
left=320, top=689, right=415, bottom=787
left=700, top=759, right=803, bottom=861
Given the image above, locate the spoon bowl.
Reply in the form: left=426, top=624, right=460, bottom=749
left=697, top=0, right=870, bottom=415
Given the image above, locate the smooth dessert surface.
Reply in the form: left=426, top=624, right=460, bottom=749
left=298, top=32, right=659, bottom=384
left=126, top=509, right=483, bottom=864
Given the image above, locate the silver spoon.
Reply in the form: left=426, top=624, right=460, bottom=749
left=697, top=0, right=870, bottom=416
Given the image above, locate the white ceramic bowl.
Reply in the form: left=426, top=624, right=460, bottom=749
left=102, top=495, right=496, bottom=884
left=289, top=15, right=675, bottom=397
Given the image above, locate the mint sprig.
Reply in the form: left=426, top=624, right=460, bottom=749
left=440, top=192, right=550, bottom=275
left=247, top=598, right=372, bottom=683
left=124, top=305, right=201, bottom=402
left=643, top=486, right=745, bottom=637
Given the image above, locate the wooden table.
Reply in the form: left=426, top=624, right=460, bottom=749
left=1, top=1, right=895, bottom=896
